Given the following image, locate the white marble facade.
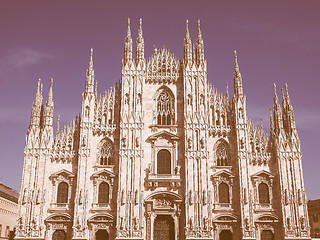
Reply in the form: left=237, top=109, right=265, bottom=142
left=16, top=19, right=311, bottom=240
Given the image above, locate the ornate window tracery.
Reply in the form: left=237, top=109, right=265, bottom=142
left=216, top=141, right=229, bottom=166
left=156, top=90, right=174, bottom=125
left=57, top=182, right=69, bottom=204
left=99, top=140, right=113, bottom=166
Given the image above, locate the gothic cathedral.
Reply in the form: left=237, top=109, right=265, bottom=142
left=16, top=19, right=311, bottom=240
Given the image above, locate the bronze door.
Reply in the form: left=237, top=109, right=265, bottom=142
left=154, top=215, right=174, bottom=240
left=52, top=230, right=66, bottom=240
left=261, top=230, right=274, bottom=240
left=95, top=230, right=109, bottom=240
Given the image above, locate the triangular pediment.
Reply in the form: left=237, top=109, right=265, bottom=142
left=148, top=130, right=179, bottom=141
left=212, top=170, right=234, bottom=178
left=92, top=169, right=115, bottom=178
left=251, top=170, right=274, bottom=179
left=50, top=169, right=75, bottom=179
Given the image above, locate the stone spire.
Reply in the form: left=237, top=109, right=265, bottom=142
left=270, top=108, right=274, bottom=133
left=183, top=20, right=192, bottom=64
left=43, top=78, right=54, bottom=127
left=136, top=18, right=144, bottom=63
left=85, top=48, right=95, bottom=96
left=196, top=19, right=204, bottom=65
left=284, top=83, right=296, bottom=131
left=233, top=51, right=243, bottom=97
left=124, top=18, right=133, bottom=64
left=30, top=78, right=43, bottom=127
left=56, top=114, right=60, bottom=136
left=272, top=83, right=283, bottom=134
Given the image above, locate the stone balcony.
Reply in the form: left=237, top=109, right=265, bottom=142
left=145, top=173, right=181, bottom=188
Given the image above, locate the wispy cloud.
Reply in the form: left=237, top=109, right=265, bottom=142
left=0, top=47, right=54, bottom=74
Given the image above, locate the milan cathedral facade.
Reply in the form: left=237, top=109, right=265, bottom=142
left=16, top=19, right=311, bottom=240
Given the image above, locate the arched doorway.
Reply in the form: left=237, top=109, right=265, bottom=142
left=154, top=215, right=174, bottom=240
left=52, top=230, right=66, bottom=240
left=261, top=230, right=274, bottom=240
left=220, top=230, right=233, bottom=240
left=95, top=229, right=109, bottom=240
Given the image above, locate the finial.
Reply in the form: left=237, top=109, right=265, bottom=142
left=89, top=48, right=94, bottom=70
left=234, top=50, right=239, bottom=71
left=37, top=78, right=41, bottom=91
left=285, top=82, right=289, bottom=96
left=198, top=19, right=200, bottom=28
left=185, top=19, right=190, bottom=38
left=127, top=18, right=131, bottom=37
left=137, top=18, right=143, bottom=40
left=50, top=77, right=53, bottom=87
left=273, top=83, right=277, bottom=95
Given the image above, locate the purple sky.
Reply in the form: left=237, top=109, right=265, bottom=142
left=0, top=1, right=319, bottom=199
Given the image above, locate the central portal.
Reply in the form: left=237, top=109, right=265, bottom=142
left=154, top=215, right=175, bottom=240
left=95, top=229, right=109, bottom=240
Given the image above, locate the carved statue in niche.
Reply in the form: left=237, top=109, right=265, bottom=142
left=188, top=137, right=192, bottom=149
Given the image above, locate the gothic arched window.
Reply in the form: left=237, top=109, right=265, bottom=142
left=216, top=142, right=229, bottom=166
left=100, top=140, right=113, bottom=165
left=219, top=183, right=230, bottom=203
left=157, top=90, right=173, bottom=125
left=98, top=182, right=109, bottom=204
left=57, top=182, right=68, bottom=204
left=258, top=183, right=270, bottom=204
left=157, top=149, right=171, bottom=174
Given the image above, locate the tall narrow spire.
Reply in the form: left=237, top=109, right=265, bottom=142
left=43, top=78, right=54, bottom=127
left=124, top=18, right=133, bottom=63
left=270, top=108, right=274, bottom=132
left=136, top=18, right=144, bottom=63
left=196, top=19, right=204, bottom=64
left=30, top=78, right=43, bottom=126
left=56, top=114, right=60, bottom=136
left=284, top=83, right=296, bottom=131
left=183, top=19, right=192, bottom=64
left=233, top=51, right=243, bottom=96
left=273, top=83, right=283, bottom=133
left=85, top=48, right=95, bottom=95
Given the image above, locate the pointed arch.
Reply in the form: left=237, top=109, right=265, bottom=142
left=155, top=86, right=175, bottom=126
left=99, top=138, right=114, bottom=165
left=214, top=139, right=230, bottom=166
